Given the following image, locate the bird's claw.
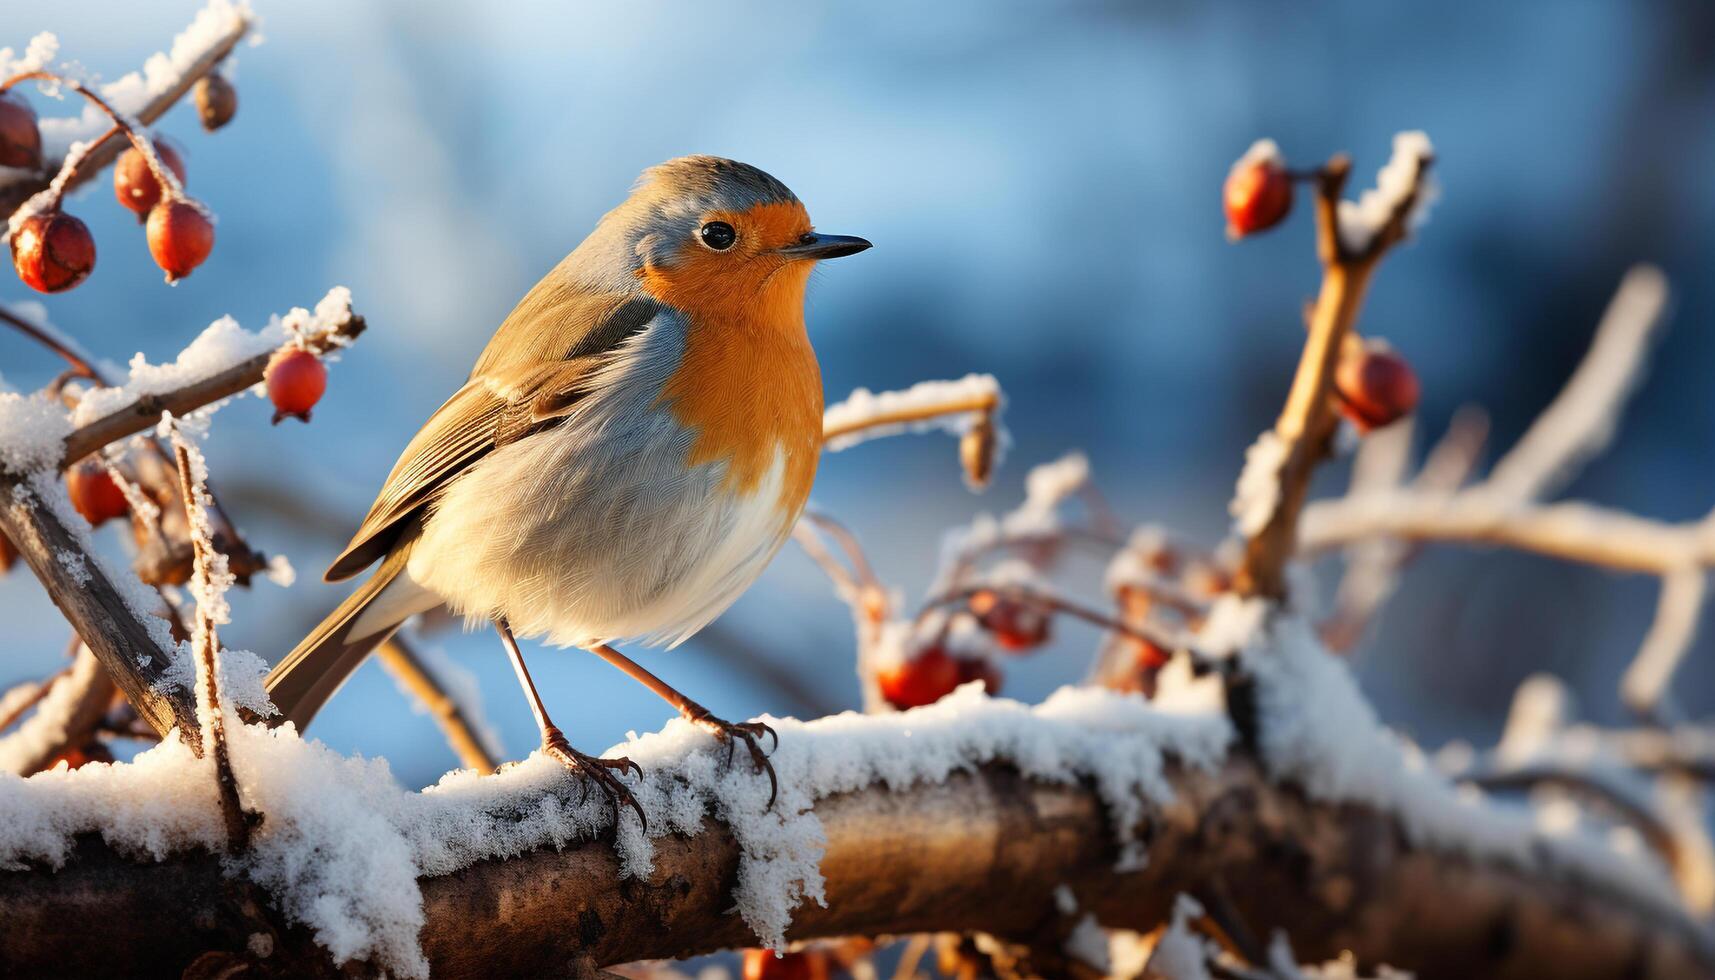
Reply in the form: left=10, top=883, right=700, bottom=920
left=543, top=726, right=646, bottom=830
left=691, top=715, right=779, bottom=809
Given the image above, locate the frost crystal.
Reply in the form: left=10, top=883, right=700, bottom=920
left=1336, top=131, right=1437, bottom=254
left=1230, top=429, right=1287, bottom=536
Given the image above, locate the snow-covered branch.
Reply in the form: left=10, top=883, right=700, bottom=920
left=59, top=290, right=364, bottom=468
left=0, top=749, right=1707, bottom=977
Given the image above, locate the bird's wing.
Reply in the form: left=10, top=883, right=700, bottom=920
left=323, top=291, right=664, bottom=582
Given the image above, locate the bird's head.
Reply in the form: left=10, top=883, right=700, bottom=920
left=577, top=156, right=869, bottom=327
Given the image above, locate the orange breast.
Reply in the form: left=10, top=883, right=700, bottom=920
left=643, top=214, right=823, bottom=519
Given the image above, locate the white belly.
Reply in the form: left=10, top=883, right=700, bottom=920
left=405, top=414, right=795, bottom=650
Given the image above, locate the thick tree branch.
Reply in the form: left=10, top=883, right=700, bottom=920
left=0, top=478, right=198, bottom=744
left=0, top=760, right=1707, bottom=978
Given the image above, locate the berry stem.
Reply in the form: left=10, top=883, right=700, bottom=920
left=0, top=302, right=101, bottom=379
left=917, top=583, right=1192, bottom=651
left=0, top=71, right=186, bottom=216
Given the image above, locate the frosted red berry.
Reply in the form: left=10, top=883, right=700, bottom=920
left=146, top=200, right=215, bottom=282
left=265, top=348, right=328, bottom=424
left=1335, top=342, right=1420, bottom=432
left=876, top=646, right=962, bottom=710
left=0, top=91, right=41, bottom=170
left=114, top=139, right=186, bottom=218
left=12, top=210, right=95, bottom=293
left=66, top=461, right=129, bottom=526
left=194, top=74, right=237, bottom=131
left=1224, top=156, right=1293, bottom=239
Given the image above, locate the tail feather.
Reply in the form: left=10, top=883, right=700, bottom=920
left=266, top=547, right=426, bottom=731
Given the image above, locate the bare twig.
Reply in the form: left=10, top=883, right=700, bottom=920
left=1477, top=265, right=1669, bottom=506
left=1622, top=566, right=1708, bottom=723
left=374, top=633, right=500, bottom=773
left=170, top=430, right=249, bottom=852
left=1322, top=408, right=1489, bottom=652
left=0, top=645, right=115, bottom=776
left=0, top=304, right=100, bottom=379
left=1236, top=143, right=1434, bottom=600
left=920, top=584, right=1193, bottom=652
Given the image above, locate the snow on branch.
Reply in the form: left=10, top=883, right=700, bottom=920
left=1, top=645, right=1711, bottom=977
left=822, top=374, right=1006, bottom=487
left=60, top=287, right=362, bottom=468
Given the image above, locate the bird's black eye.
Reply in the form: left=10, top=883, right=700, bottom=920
left=700, top=221, right=736, bottom=250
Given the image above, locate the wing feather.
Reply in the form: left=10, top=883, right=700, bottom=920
left=323, top=290, right=663, bottom=581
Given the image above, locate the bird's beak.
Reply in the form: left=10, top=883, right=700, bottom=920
left=779, top=233, right=872, bottom=260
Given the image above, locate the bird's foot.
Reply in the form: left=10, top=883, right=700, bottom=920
left=684, top=708, right=779, bottom=808
left=542, top=725, right=646, bottom=829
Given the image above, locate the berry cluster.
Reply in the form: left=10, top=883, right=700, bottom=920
left=0, top=67, right=328, bottom=559
left=2, top=70, right=235, bottom=294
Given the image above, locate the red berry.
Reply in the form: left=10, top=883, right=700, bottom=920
left=265, top=348, right=328, bottom=424
left=0, top=90, right=42, bottom=170
left=11, top=210, right=95, bottom=293
left=968, top=589, right=1051, bottom=653
left=1335, top=341, right=1420, bottom=432
left=114, top=139, right=186, bottom=218
left=146, top=200, right=215, bottom=282
left=742, top=949, right=830, bottom=980
left=66, top=461, right=129, bottom=526
left=51, top=742, right=114, bottom=770
left=1224, top=147, right=1293, bottom=239
left=194, top=75, right=238, bottom=132
left=1129, top=636, right=1170, bottom=671
left=0, top=530, right=16, bottom=574
left=876, top=646, right=962, bottom=710
left=954, top=656, right=1003, bottom=696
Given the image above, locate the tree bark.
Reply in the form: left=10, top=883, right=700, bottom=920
left=1, top=760, right=1708, bottom=979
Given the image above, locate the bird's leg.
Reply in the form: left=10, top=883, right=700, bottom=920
left=585, top=642, right=778, bottom=807
left=496, top=620, right=644, bottom=827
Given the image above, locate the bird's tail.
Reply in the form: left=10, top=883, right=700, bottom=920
left=265, top=547, right=432, bottom=731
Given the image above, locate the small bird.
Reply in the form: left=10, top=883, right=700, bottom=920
left=265, top=156, right=869, bottom=816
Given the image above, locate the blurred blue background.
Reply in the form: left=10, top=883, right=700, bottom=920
left=3, top=1, right=1712, bottom=788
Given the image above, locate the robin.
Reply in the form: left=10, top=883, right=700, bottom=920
left=265, top=156, right=870, bottom=819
